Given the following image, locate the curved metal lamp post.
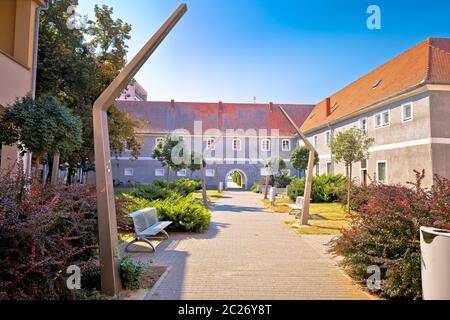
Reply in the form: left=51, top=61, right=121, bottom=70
left=279, top=106, right=316, bottom=225
left=93, top=4, right=188, bottom=296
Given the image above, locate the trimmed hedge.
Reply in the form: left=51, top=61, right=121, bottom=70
left=288, top=174, right=346, bottom=203
left=131, top=179, right=202, bottom=201
left=123, top=194, right=211, bottom=233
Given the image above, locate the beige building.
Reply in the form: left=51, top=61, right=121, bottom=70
left=0, top=0, right=48, bottom=171
left=301, top=38, right=450, bottom=187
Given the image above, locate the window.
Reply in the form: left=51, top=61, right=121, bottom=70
left=207, top=138, right=216, bottom=150
left=297, top=140, right=303, bottom=147
left=314, top=136, right=318, bottom=148
left=372, top=79, right=382, bottom=89
left=261, top=139, right=270, bottom=152
left=360, top=118, right=368, bottom=132
left=155, top=168, right=165, bottom=177
left=282, top=139, right=291, bottom=151
left=326, top=162, right=332, bottom=175
left=232, top=139, right=241, bottom=151
left=377, top=161, right=387, bottom=183
left=374, top=111, right=389, bottom=128
left=402, top=103, right=413, bottom=122
left=205, top=169, right=215, bottom=177
left=360, top=159, right=367, bottom=170
left=325, top=131, right=331, bottom=146
left=124, top=168, right=134, bottom=176
left=177, top=169, right=187, bottom=177
left=315, top=163, right=320, bottom=176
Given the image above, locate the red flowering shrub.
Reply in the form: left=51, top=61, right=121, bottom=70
left=0, top=163, right=99, bottom=300
left=330, top=171, right=450, bottom=299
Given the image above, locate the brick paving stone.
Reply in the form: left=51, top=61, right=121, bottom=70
left=125, top=191, right=373, bottom=300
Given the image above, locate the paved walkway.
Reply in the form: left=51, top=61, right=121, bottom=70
left=130, top=191, right=372, bottom=300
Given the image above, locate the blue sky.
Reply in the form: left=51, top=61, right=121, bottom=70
left=77, top=0, right=450, bottom=104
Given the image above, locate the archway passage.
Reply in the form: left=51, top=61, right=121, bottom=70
left=225, top=169, right=247, bottom=190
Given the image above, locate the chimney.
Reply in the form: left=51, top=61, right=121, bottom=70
left=325, top=97, right=331, bottom=117
left=268, top=102, right=273, bottom=112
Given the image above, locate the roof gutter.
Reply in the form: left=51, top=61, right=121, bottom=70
left=32, top=0, right=50, bottom=97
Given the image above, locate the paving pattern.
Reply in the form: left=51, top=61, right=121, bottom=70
left=127, top=191, right=372, bottom=300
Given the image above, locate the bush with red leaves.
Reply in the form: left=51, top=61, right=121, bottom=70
left=330, top=170, right=450, bottom=299
left=0, top=163, right=99, bottom=300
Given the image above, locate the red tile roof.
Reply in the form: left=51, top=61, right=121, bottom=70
left=115, top=100, right=315, bottom=136
left=301, top=38, right=450, bottom=133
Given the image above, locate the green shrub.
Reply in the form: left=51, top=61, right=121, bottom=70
left=288, top=174, right=346, bottom=203
left=131, top=183, right=173, bottom=201
left=170, top=179, right=202, bottom=196
left=120, top=256, right=143, bottom=291
left=330, top=171, right=450, bottom=299
left=274, top=175, right=292, bottom=188
left=250, top=182, right=260, bottom=193
left=122, top=194, right=211, bottom=233
left=129, top=179, right=201, bottom=202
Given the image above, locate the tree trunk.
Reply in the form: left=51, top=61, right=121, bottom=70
left=34, top=154, right=43, bottom=184
left=347, top=164, right=352, bottom=213
left=166, top=166, right=171, bottom=186
left=200, top=160, right=208, bottom=208
left=67, top=165, right=74, bottom=185
left=264, top=173, right=269, bottom=199
left=50, top=153, right=60, bottom=185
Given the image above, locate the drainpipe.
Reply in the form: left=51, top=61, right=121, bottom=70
left=326, top=122, right=333, bottom=174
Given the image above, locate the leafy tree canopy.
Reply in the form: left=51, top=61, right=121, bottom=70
left=290, top=146, right=319, bottom=171
left=0, top=95, right=82, bottom=179
left=330, top=127, right=374, bottom=167
left=36, top=0, right=141, bottom=171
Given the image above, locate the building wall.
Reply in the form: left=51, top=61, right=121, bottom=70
left=0, top=0, right=44, bottom=171
left=111, top=135, right=300, bottom=189
left=430, top=90, right=450, bottom=180
left=304, top=91, right=439, bottom=186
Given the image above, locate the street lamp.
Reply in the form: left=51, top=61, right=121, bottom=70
left=93, top=4, right=188, bottom=296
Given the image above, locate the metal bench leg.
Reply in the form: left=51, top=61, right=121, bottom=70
left=125, top=237, right=155, bottom=253
left=160, top=230, right=169, bottom=240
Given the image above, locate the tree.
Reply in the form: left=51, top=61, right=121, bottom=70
left=263, top=157, right=287, bottom=199
left=291, top=146, right=319, bottom=177
left=187, top=151, right=201, bottom=178
left=152, top=135, right=186, bottom=185
left=0, top=95, right=82, bottom=182
left=330, top=127, right=374, bottom=212
left=36, top=0, right=142, bottom=183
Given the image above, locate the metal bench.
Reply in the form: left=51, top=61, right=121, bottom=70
left=287, top=196, right=304, bottom=215
left=125, top=208, right=172, bottom=253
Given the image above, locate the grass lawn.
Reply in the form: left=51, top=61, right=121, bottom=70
left=193, top=190, right=224, bottom=202
left=262, top=197, right=350, bottom=236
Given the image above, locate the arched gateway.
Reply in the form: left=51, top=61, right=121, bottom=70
left=225, top=169, right=248, bottom=190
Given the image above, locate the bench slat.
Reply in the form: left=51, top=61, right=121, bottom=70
left=138, top=221, right=172, bottom=236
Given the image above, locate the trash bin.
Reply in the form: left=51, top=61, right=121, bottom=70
left=420, top=226, right=450, bottom=300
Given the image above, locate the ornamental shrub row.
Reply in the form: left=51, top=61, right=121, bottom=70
left=288, top=174, right=346, bottom=203
left=330, top=171, right=450, bottom=299
left=122, top=194, right=211, bottom=233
